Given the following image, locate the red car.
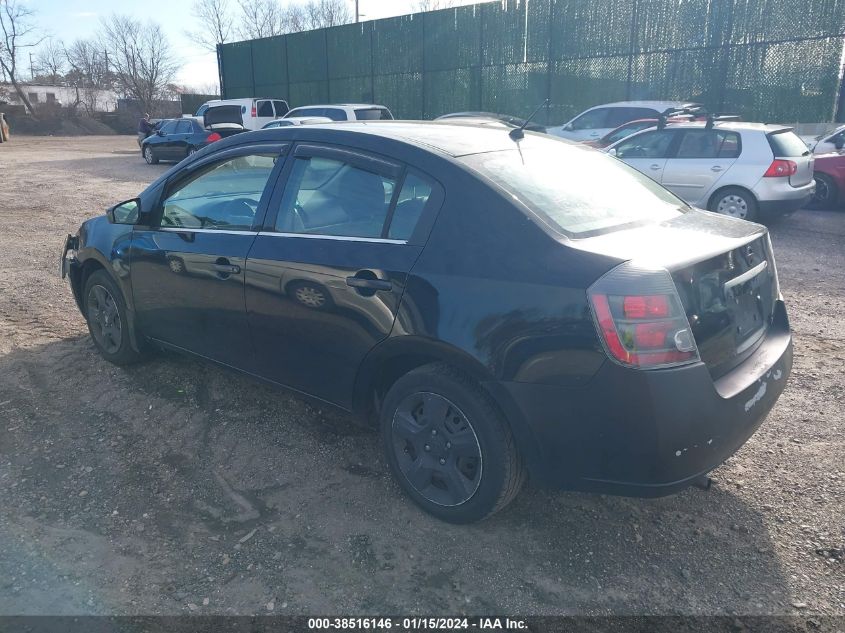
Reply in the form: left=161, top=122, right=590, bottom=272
left=810, top=152, right=845, bottom=208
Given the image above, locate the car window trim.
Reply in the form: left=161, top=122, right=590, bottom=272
left=293, top=143, right=403, bottom=179
left=255, top=231, right=407, bottom=244
left=154, top=143, right=290, bottom=232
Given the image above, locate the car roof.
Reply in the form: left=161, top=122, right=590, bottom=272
left=289, top=103, right=388, bottom=109
left=663, top=121, right=791, bottom=133
left=588, top=100, right=701, bottom=110
left=224, top=120, right=569, bottom=157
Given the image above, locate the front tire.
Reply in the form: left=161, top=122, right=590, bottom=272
left=83, top=270, right=143, bottom=365
left=143, top=145, right=159, bottom=165
left=808, top=173, right=838, bottom=209
left=380, top=363, right=525, bottom=523
left=709, top=187, right=758, bottom=221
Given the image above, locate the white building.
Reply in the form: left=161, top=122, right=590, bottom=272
left=0, top=83, right=118, bottom=112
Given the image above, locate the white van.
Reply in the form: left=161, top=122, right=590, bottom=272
left=192, top=98, right=290, bottom=131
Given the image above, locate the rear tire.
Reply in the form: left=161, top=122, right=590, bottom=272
left=709, top=187, right=758, bottom=221
left=83, top=270, right=144, bottom=366
left=808, top=173, right=838, bottom=209
left=143, top=145, right=159, bottom=165
left=380, top=363, right=525, bottom=523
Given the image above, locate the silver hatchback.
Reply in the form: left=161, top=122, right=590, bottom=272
left=605, top=122, right=815, bottom=221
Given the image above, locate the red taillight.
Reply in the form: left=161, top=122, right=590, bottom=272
left=206, top=132, right=221, bottom=143
left=588, top=264, right=700, bottom=369
left=763, top=159, right=797, bottom=178
left=623, top=295, right=669, bottom=319
left=251, top=105, right=257, bottom=117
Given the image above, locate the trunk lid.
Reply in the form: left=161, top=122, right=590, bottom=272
left=572, top=209, right=778, bottom=378
left=767, top=128, right=814, bottom=187
left=204, top=105, right=245, bottom=130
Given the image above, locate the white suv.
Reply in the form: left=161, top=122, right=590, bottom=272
left=547, top=100, right=701, bottom=142
left=605, top=121, right=815, bottom=221
left=283, top=103, right=393, bottom=122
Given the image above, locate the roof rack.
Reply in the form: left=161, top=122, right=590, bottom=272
left=657, top=105, right=705, bottom=129
left=704, top=113, right=741, bottom=129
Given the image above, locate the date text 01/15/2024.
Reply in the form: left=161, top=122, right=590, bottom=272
left=307, top=618, right=528, bottom=630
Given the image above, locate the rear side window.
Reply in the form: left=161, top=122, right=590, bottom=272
left=675, top=130, right=741, bottom=159
left=256, top=100, right=274, bottom=117
left=606, top=107, right=659, bottom=128
left=768, top=130, right=810, bottom=157
left=462, top=146, right=686, bottom=237
left=275, top=157, right=395, bottom=238
left=389, top=172, right=433, bottom=240
left=273, top=100, right=289, bottom=116
left=161, top=155, right=277, bottom=231
left=323, top=108, right=349, bottom=121
left=355, top=108, right=393, bottom=120
left=175, top=120, right=192, bottom=134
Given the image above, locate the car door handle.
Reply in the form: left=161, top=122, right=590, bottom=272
left=213, top=263, right=241, bottom=274
left=346, top=276, right=392, bottom=291
left=650, top=164, right=662, bottom=170
left=711, top=166, right=724, bottom=172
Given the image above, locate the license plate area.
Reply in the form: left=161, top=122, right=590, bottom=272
left=724, top=260, right=768, bottom=353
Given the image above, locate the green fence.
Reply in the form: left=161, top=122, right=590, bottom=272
left=218, top=0, right=845, bottom=124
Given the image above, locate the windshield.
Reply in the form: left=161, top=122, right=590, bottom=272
left=461, top=146, right=687, bottom=237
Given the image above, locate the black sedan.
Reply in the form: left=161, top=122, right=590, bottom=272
left=141, top=118, right=232, bottom=164
left=62, top=122, right=792, bottom=523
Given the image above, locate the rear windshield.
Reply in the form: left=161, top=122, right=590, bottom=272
left=355, top=108, right=393, bottom=120
left=461, top=146, right=687, bottom=237
left=767, top=130, right=810, bottom=157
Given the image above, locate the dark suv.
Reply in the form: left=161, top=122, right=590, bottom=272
left=62, top=123, right=792, bottom=523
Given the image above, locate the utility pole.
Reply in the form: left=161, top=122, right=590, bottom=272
left=355, top=0, right=359, bottom=22
left=29, top=52, right=35, bottom=80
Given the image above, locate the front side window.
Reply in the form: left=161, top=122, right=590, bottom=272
left=256, top=100, right=274, bottom=117
left=605, top=120, right=655, bottom=144
left=570, top=108, right=610, bottom=130
left=675, top=130, right=741, bottom=159
left=275, top=156, right=395, bottom=238
left=161, top=154, right=277, bottom=231
left=614, top=130, right=676, bottom=159
left=606, top=107, right=658, bottom=128
left=462, top=145, right=686, bottom=237
left=288, top=107, right=324, bottom=118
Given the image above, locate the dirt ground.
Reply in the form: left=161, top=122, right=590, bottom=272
left=0, top=136, right=842, bottom=616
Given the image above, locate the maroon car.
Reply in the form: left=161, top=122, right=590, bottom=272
left=810, top=152, right=845, bottom=208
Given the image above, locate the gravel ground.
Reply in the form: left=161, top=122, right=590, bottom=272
left=0, top=136, right=842, bottom=617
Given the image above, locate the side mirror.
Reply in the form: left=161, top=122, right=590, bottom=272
left=156, top=129, right=164, bottom=136
left=563, top=123, right=574, bottom=131
left=607, top=148, right=618, bottom=157
left=834, top=136, right=844, bottom=150
left=107, top=198, right=140, bottom=225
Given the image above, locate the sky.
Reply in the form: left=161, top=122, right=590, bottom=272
left=31, top=0, right=482, bottom=91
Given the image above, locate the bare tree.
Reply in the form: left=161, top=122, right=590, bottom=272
left=64, top=39, right=112, bottom=114
left=304, top=0, right=351, bottom=29
left=100, top=14, right=179, bottom=115
left=187, top=0, right=233, bottom=52
left=413, top=0, right=458, bottom=11
left=0, top=0, right=44, bottom=114
left=35, top=38, right=66, bottom=83
left=238, top=0, right=285, bottom=39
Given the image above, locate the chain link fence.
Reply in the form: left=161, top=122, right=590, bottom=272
left=218, top=0, right=845, bottom=124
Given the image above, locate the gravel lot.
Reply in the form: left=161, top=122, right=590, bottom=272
left=0, top=136, right=842, bottom=617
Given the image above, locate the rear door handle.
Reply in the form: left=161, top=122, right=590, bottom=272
left=213, top=263, right=241, bottom=274
left=711, top=165, right=724, bottom=172
left=650, top=164, right=662, bottom=170
left=346, top=277, right=392, bottom=291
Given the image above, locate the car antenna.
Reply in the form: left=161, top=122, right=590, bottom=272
left=509, top=99, right=551, bottom=141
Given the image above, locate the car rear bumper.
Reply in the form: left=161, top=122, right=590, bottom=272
left=487, top=300, right=792, bottom=496
left=756, top=180, right=815, bottom=213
